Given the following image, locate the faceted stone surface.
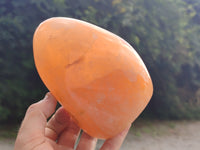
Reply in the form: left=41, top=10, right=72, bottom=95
left=33, top=17, right=153, bottom=139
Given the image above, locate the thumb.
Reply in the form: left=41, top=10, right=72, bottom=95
left=17, top=92, right=57, bottom=140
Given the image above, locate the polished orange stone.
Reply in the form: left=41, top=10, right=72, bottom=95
left=33, top=17, right=153, bottom=139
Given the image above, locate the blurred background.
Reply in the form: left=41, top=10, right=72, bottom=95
left=0, top=0, right=200, bottom=149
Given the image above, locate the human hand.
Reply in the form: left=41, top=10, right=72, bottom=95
left=14, top=92, right=130, bottom=150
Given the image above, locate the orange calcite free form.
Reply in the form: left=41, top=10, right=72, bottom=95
left=33, top=17, right=153, bottom=139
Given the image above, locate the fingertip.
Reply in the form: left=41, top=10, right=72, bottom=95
left=76, top=132, right=97, bottom=150
left=26, top=92, right=57, bottom=119
left=43, top=92, right=56, bottom=102
left=122, top=124, right=131, bottom=134
left=42, top=92, right=57, bottom=105
left=43, top=92, right=51, bottom=99
left=100, top=125, right=131, bottom=150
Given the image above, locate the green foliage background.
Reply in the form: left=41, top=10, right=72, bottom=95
left=1, top=0, right=200, bottom=122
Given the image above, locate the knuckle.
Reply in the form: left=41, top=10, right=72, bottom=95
left=27, top=103, right=38, bottom=113
left=26, top=102, right=47, bottom=120
left=26, top=103, right=42, bottom=117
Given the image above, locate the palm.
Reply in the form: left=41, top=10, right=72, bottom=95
left=14, top=93, right=130, bottom=150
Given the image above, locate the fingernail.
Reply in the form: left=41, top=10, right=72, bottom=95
left=43, top=92, right=50, bottom=100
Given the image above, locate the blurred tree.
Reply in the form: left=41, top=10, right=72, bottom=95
left=0, top=0, right=200, bottom=122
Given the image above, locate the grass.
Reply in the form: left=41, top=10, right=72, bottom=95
left=0, top=119, right=190, bottom=141
left=130, top=119, right=178, bottom=138
left=0, top=124, right=19, bottom=140
left=167, top=121, right=176, bottom=129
